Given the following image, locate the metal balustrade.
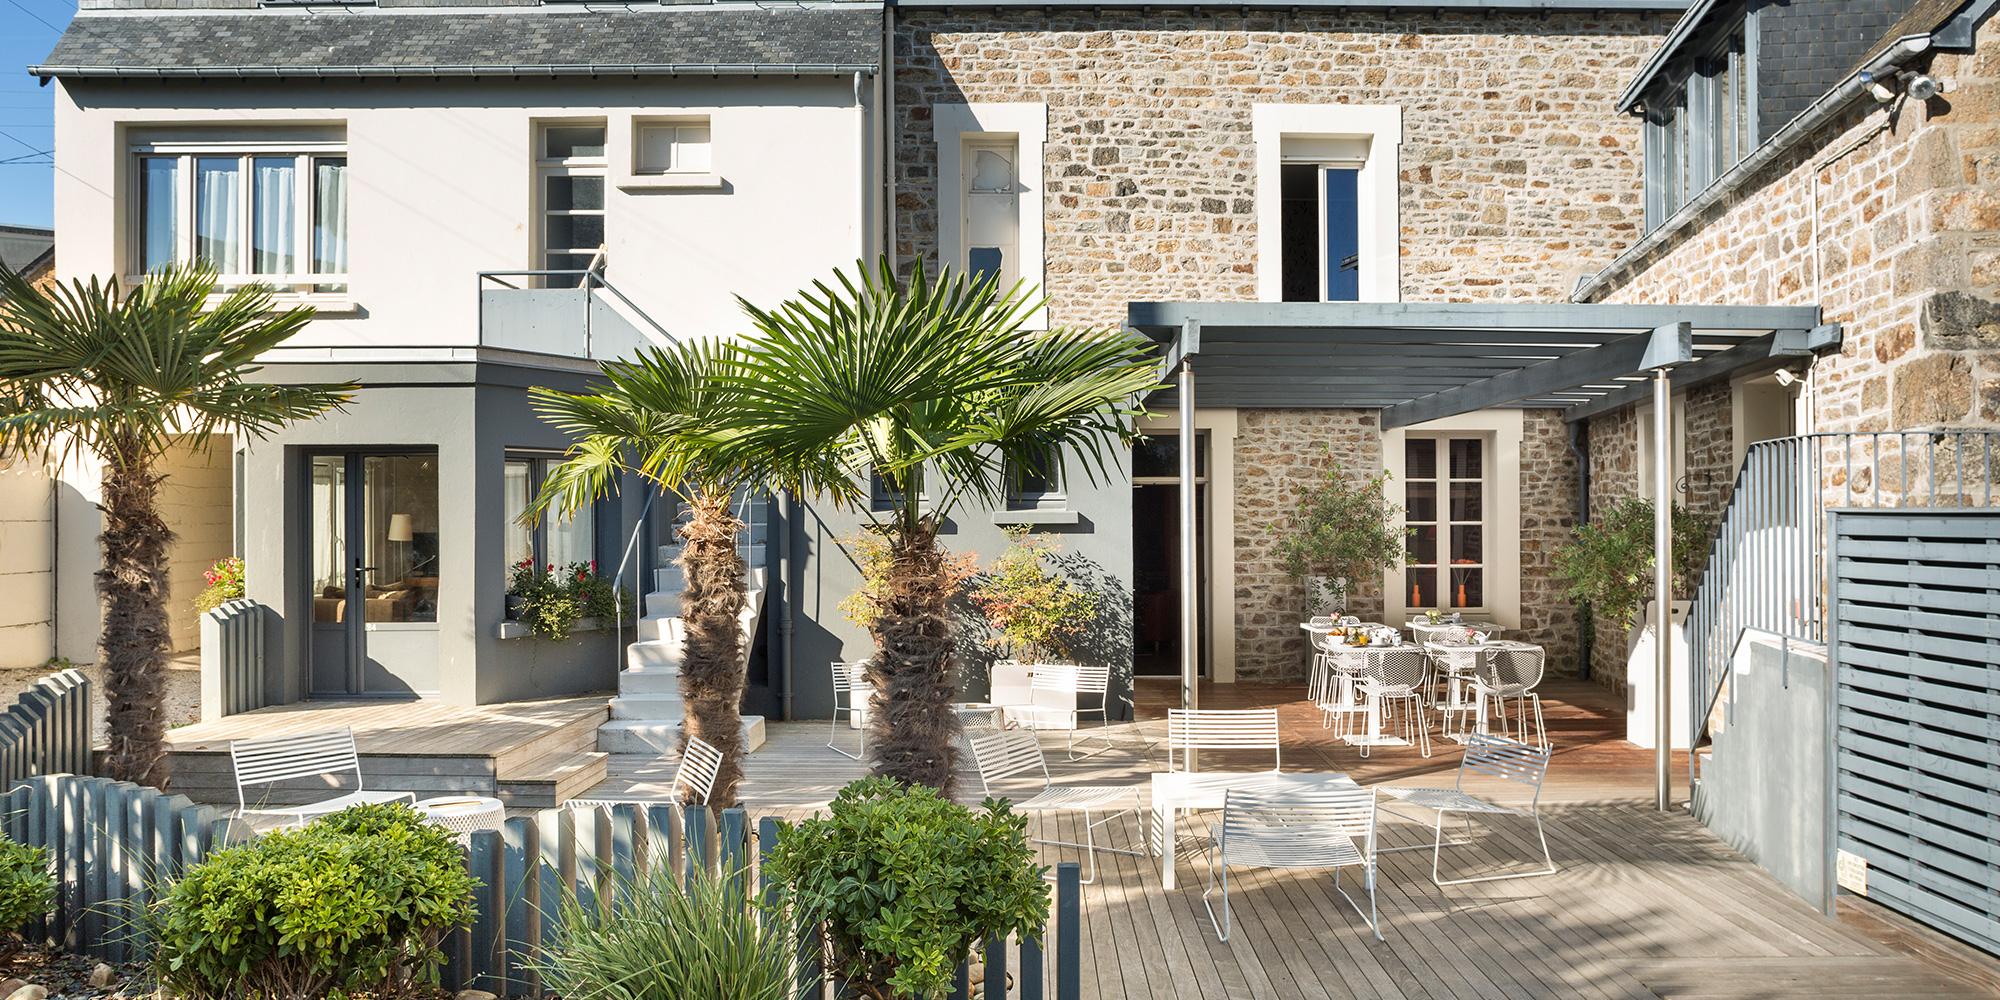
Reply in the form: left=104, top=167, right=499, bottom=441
left=1686, top=430, right=2000, bottom=770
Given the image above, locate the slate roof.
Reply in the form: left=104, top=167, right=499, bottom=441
left=31, top=7, right=883, bottom=79
left=0, top=227, right=54, bottom=276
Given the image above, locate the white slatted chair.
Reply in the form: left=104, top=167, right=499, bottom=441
left=1015, top=664, right=1116, bottom=760
left=1166, top=708, right=1281, bottom=773
left=1203, top=785, right=1382, bottom=942
left=230, top=728, right=415, bottom=828
left=1356, top=646, right=1433, bottom=758
left=1472, top=643, right=1549, bottom=750
left=1378, top=732, right=1556, bottom=886
left=964, top=726, right=1144, bottom=884
left=828, top=660, right=871, bottom=760
left=673, top=736, right=724, bottom=806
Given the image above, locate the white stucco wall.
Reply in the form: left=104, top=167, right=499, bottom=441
left=52, top=75, right=875, bottom=347
left=0, top=454, right=55, bottom=669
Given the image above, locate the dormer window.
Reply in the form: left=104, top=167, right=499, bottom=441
left=1643, top=20, right=1756, bottom=230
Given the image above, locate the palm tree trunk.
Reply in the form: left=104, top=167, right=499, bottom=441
left=866, top=518, right=961, bottom=793
left=676, top=488, right=749, bottom=807
left=98, top=440, right=173, bottom=788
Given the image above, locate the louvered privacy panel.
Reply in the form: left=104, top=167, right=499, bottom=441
left=1829, top=509, right=2000, bottom=956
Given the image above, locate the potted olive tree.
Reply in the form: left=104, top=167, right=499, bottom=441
left=1553, top=497, right=1711, bottom=748
left=1277, top=458, right=1406, bottom=620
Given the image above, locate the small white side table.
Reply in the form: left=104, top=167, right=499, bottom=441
left=953, top=702, right=1007, bottom=729
left=414, top=795, right=506, bottom=842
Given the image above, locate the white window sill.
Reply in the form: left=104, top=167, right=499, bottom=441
left=992, top=508, right=1080, bottom=526
left=618, top=172, right=725, bottom=191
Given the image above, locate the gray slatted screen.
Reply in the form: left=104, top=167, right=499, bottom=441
left=1830, top=509, right=2000, bottom=956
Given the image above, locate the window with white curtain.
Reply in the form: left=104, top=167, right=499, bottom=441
left=133, top=141, right=347, bottom=294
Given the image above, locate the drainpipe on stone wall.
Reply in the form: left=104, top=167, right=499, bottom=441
left=778, top=490, right=796, bottom=722
left=1568, top=419, right=1592, bottom=680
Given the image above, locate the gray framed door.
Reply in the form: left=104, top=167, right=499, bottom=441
left=306, top=450, right=442, bottom=697
left=1830, top=508, right=2000, bottom=955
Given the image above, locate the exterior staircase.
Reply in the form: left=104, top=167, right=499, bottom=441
left=597, top=494, right=769, bottom=755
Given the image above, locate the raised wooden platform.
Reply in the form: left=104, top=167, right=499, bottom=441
left=162, top=694, right=611, bottom=808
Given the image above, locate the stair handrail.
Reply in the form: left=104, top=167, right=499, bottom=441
left=1684, top=429, right=2000, bottom=775
left=612, top=488, right=662, bottom=674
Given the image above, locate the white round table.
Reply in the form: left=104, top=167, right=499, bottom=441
left=414, top=795, right=506, bottom=841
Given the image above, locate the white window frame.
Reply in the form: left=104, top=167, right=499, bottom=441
left=127, top=139, right=347, bottom=297
left=534, top=122, right=608, bottom=284
left=1381, top=411, right=1522, bottom=629
left=1253, top=104, right=1402, bottom=304
left=934, top=102, right=1046, bottom=329
left=616, top=113, right=725, bottom=190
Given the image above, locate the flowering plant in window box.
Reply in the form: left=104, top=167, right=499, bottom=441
left=506, top=559, right=624, bottom=641
left=194, top=556, right=247, bottom=614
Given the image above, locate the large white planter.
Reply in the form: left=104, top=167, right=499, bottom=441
left=1625, top=599, right=1692, bottom=749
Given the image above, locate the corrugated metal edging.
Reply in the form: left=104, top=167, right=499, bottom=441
left=2, top=774, right=1088, bottom=998
left=1830, top=508, right=2000, bottom=956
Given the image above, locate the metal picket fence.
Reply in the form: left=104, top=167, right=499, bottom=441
left=0, top=670, right=91, bottom=791
left=0, top=774, right=1087, bottom=1000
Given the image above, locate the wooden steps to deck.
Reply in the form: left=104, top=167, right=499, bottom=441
left=160, top=695, right=612, bottom=808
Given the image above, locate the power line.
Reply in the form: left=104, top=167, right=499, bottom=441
left=2, top=0, right=67, bottom=34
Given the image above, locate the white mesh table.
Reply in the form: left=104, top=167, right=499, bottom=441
left=414, top=795, right=506, bottom=841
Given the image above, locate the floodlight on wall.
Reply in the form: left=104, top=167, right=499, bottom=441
left=1903, top=73, right=1943, bottom=102
left=1773, top=368, right=1801, bottom=387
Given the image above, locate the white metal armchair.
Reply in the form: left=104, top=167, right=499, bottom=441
left=1013, top=664, right=1115, bottom=760
left=964, top=726, right=1144, bottom=884
left=1472, top=643, right=1549, bottom=750
left=828, top=660, right=871, bottom=760
left=230, top=728, right=415, bottom=828
left=1204, top=784, right=1382, bottom=942
left=1165, top=708, right=1281, bottom=773
left=1378, top=732, right=1556, bottom=886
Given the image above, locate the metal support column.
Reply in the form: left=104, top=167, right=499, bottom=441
left=1652, top=367, right=1674, bottom=811
left=1178, top=358, right=1199, bottom=725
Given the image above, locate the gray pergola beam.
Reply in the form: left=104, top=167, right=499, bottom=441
left=1127, top=300, right=1824, bottom=335
left=1382, top=323, right=1693, bottom=430
left=1560, top=324, right=1840, bottom=422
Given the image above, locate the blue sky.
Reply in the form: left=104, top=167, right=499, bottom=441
left=0, top=0, right=74, bottom=230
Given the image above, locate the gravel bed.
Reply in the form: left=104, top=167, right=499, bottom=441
left=0, top=661, right=200, bottom=745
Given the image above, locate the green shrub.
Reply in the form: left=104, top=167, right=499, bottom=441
left=150, top=802, right=476, bottom=1000
left=1276, top=458, right=1406, bottom=585
left=1554, top=497, right=1712, bottom=625
left=0, top=836, right=53, bottom=952
left=765, top=778, right=1049, bottom=1000
left=537, top=866, right=796, bottom=1000
left=508, top=558, right=626, bottom=641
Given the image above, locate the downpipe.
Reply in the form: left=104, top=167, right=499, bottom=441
left=1568, top=419, right=1592, bottom=680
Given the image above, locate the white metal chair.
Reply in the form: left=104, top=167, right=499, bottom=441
left=1166, top=708, right=1281, bottom=772
left=230, top=728, right=415, bottom=828
left=1203, top=785, right=1382, bottom=942
left=964, top=726, right=1144, bottom=884
left=1378, top=733, right=1556, bottom=886
left=673, top=735, right=724, bottom=806
left=1472, top=643, right=1549, bottom=750
left=828, top=660, right=871, bottom=760
left=1314, top=643, right=1371, bottom=736
left=1424, top=637, right=1486, bottom=742
left=1356, top=646, right=1432, bottom=758
left=1015, top=664, right=1114, bottom=760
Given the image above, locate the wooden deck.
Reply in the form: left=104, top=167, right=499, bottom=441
left=162, top=694, right=612, bottom=807
left=584, top=680, right=2000, bottom=999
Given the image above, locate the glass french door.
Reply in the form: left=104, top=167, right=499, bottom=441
left=307, top=451, right=441, bottom=697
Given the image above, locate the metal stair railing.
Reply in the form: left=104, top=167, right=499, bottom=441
left=1685, top=429, right=2000, bottom=773
left=611, top=489, right=661, bottom=675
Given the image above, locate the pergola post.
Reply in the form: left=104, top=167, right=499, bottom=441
left=1651, top=366, right=1674, bottom=811
left=1178, top=355, right=1199, bottom=725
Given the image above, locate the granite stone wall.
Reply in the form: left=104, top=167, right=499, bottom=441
left=894, top=8, right=1672, bottom=679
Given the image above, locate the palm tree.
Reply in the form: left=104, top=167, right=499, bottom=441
left=723, top=258, right=1161, bottom=792
left=527, top=341, right=759, bottom=808
left=0, top=264, right=354, bottom=787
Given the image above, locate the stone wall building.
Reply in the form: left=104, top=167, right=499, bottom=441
left=894, top=4, right=1675, bottom=681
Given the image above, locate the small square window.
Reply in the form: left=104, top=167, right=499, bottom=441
left=543, top=126, right=606, bottom=161
left=1006, top=448, right=1064, bottom=507
left=636, top=120, right=712, bottom=175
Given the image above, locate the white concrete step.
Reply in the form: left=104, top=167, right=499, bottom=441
left=643, top=590, right=679, bottom=618
left=626, top=639, right=686, bottom=673
left=610, top=694, right=684, bottom=720
left=637, top=614, right=681, bottom=642
left=597, top=716, right=766, bottom=754
left=653, top=564, right=687, bottom=592
left=619, top=666, right=682, bottom=694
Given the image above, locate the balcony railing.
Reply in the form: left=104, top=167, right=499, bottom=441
left=476, top=270, right=676, bottom=360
